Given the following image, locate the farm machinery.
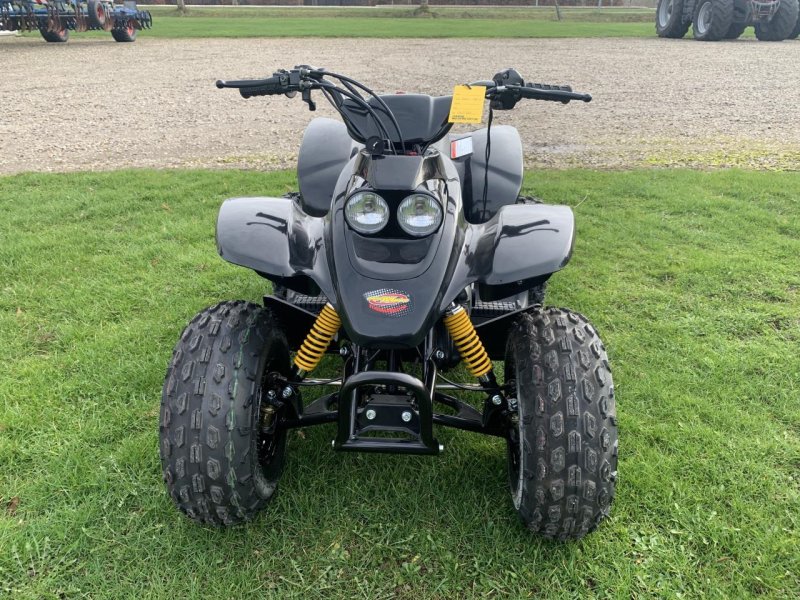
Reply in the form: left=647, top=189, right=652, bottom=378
left=0, top=0, right=151, bottom=42
left=656, top=0, right=800, bottom=40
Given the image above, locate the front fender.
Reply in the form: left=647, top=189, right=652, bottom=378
left=216, top=196, right=335, bottom=302
left=442, top=203, right=575, bottom=307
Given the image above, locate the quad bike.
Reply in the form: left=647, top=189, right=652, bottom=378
left=656, top=0, right=800, bottom=40
left=159, top=66, right=618, bottom=540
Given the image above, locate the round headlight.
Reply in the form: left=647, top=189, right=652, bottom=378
left=345, top=191, right=389, bottom=235
left=397, top=194, right=443, bottom=237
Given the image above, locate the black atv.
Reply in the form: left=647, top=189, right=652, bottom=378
left=159, top=66, right=618, bottom=541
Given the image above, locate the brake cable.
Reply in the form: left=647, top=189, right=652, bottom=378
left=315, top=79, right=396, bottom=155
left=314, top=69, right=407, bottom=155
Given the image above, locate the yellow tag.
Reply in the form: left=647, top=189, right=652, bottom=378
left=448, top=85, right=486, bottom=124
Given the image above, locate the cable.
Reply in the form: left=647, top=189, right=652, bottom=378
left=481, top=107, right=494, bottom=222
left=314, top=69, right=406, bottom=155
left=316, top=80, right=396, bottom=154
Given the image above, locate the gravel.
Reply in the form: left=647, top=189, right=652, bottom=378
left=1, top=36, right=799, bottom=174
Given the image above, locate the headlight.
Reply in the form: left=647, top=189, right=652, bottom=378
left=397, top=194, right=443, bottom=237
left=345, top=191, right=389, bottom=235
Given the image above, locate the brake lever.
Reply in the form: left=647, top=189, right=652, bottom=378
left=302, top=87, right=316, bottom=112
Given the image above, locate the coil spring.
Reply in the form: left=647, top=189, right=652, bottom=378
left=293, top=303, right=341, bottom=373
left=443, top=305, right=493, bottom=378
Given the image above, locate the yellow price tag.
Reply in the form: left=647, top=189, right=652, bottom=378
left=448, top=85, right=486, bottom=124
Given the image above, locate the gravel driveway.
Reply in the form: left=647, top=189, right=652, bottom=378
left=1, top=36, right=799, bottom=174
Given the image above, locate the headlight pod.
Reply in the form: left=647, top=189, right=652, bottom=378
left=345, top=191, right=390, bottom=235
left=397, top=194, right=443, bottom=237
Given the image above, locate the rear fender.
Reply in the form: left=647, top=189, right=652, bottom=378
left=215, top=196, right=335, bottom=302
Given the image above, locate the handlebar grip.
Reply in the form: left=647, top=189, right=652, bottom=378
left=521, top=83, right=592, bottom=104
left=215, top=75, right=287, bottom=99
left=527, top=82, right=573, bottom=93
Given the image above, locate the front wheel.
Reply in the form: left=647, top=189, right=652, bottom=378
left=160, top=301, right=291, bottom=526
left=505, top=307, right=618, bottom=540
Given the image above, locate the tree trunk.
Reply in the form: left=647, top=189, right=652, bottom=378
left=176, top=0, right=186, bottom=16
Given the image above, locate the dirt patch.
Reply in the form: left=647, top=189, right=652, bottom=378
left=1, top=36, right=799, bottom=174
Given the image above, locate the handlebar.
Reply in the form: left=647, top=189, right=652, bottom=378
left=217, top=67, right=591, bottom=107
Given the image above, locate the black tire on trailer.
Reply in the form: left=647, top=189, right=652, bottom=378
left=87, top=0, right=106, bottom=28
left=656, top=0, right=691, bottom=38
left=692, top=0, right=735, bottom=40
left=40, top=26, right=69, bottom=42
left=723, top=21, right=748, bottom=38
left=755, top=0, right=800, bottom=40
left=505, top=307, right=618, bottom=540
left=111, top=23, right=137, bottom=42
left=160, top=301, right=291, bottom=526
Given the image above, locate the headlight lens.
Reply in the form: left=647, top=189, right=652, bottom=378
left=345, top=191, right=389, bottom=235
left=397, top=194, right=443, bottom=237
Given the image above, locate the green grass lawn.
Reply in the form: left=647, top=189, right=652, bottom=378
left=86, top=6, right=656, bottom=38
left=1, top=168, right=798, bottom=598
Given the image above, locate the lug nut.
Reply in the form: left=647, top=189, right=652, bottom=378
left=365, top=409, right=376, bottom=420
left=401, top=411, right=412, bottom=422
left=491, top=394, right=502, bottom=406
left=281, top=386, right=293, bottom=399
left=339, top=345, right=349, bottom=357
left=434, top=349, right=445, bottom=360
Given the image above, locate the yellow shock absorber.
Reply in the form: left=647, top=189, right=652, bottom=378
left=443, top=304, right=493, bottom=379
left=293, top=303, right=341, bottom=374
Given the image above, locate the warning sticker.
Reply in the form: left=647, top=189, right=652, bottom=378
left=450, top=136, right=473, bottom=159
left=448, top=85, right=486, bottom=124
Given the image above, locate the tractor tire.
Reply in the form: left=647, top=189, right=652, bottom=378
left=790, top=10, right=800, bottom=37
left=656, top=0, right=691, bottom=37
left=160, top=301, right=291, bottom=526
left=723, top=21, right=748, bottom=38
left=87, top=0, right=107, bottom=28
left=40, top=26, right=69, bottom=42
left=505, top=307, right=617, bottom=540
left=111, top=23, right=137, bottom=42
left=692, top=0, right=735, bottom=40
left=755, top=0, right=800, bottom=40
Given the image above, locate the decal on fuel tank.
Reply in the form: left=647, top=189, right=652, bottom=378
left=364, top=289, right=412, bottom=316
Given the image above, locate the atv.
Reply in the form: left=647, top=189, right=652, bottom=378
left=159, top=66, right=618, bottom=541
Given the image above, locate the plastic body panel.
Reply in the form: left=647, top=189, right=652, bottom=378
left=216, top=148, right=574, bottom=350
left=436, top=126, right=524, bottom=223
left=297, top=118, right=359, bottom=217
left=339, top=94, right=453, bottom=147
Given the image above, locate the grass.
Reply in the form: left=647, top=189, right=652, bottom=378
left=61, top=5, right=656, bottom=38
left=1, top=168, right=799, bottom=598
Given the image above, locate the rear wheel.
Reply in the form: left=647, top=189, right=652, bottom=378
left=160, top=301, right=291, bottom=526
left=40, top=26, right=69, bottom=43
left=692, top=0, right=735, bottom=40
left=755, top=0, right=800, bottom=40
left=656, top=0, right=691, bottom=37
left=111, top=23, right=137, bottom=42
left=505, top=307, right=617, bottom=540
